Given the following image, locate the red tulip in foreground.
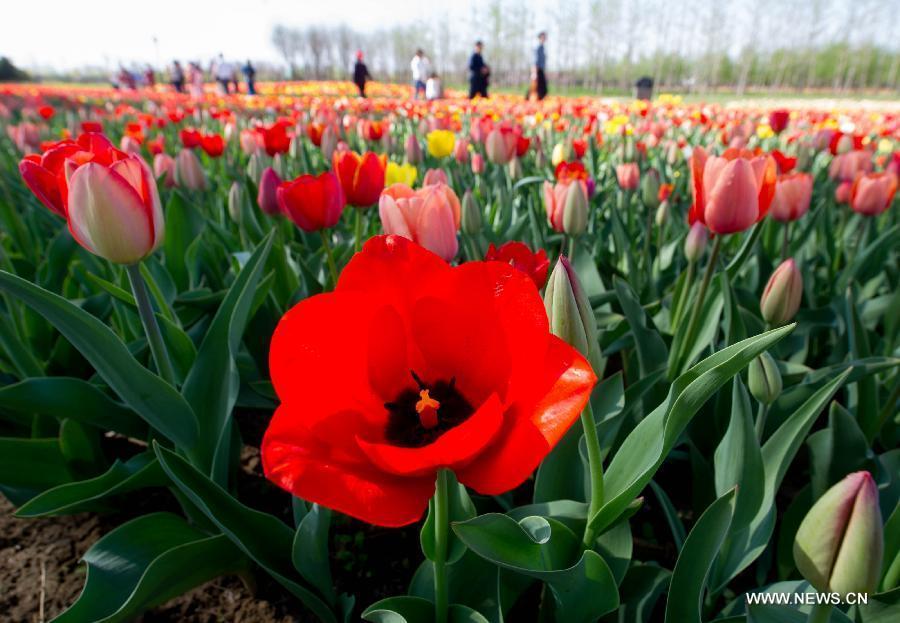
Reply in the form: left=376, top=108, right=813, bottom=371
left=794, top=471, right=883, bottom=597
left=689, top=146, right=776, bottom=234
left=262, top=235, right=596, bottom=526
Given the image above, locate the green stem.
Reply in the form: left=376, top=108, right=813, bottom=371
left=319, top=230, right=339, bottom=289
left=807, top=603, right=832, bottom=623
left=671, top=260, right=695, bottom=330
left=782, top=221, right=790, bottom=260
left=580, top=401, right=604, bottom=550
left=433, top=469, right=450, bottom=623
left=354, top=209, right=364, bottom=253
left=755, top=402, right=769, bottom=442
left=125, top=263, right=177, bottom=386
left=676, top=235, right=722, bottom=374
left=567, top=235, right=577, bottom=259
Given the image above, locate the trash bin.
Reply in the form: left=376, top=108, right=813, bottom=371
left=634, top=76, right=654, bottom=101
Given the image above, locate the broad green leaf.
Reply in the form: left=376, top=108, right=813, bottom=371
left=293, top=504, right=336, bottom=604
left=614, top=277, right=668, bottom=377
left=163, top=192, right=202, bottom=291
left=0, top=312, right=45, bottom=377
left=53, top=512, right=243, bottom=623
left=844, top=286, right=879, bottom=440
left=362, top=596, right=491, bottom=623
left=0, top=437, right=74, bottom=491
left=16, top=453, right=164, bottom=517
left=858, top=587, right=900, bottom=623
left=616, top=563, right=671, bottom=623
left=182, top=231, right=274, bottom=480
left=0, top=377, right=146, bottom=438
left=153, top=443, right=337, bottom=623
left=664, top=489, right=736, bottom=623
left=807, top=402, right=871, bottom=499
left=0, top=271, right=198, bottom=450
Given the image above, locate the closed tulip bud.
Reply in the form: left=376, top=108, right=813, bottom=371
left=563, top=180, right=588, bottom=237
left=544, top=256, right=604, bottom=374
left=655, top=200, right=669, bottom=227
left=152, top=153, right=176, bottom=188
left=120, top=135, right=142, bottom=156
left=551, top=141, right=571, bottom=167
left=641, top=168, right=661, bottom=209
left=616, top=162, right=640, bottom=191
left=760, top=258, right=802, bottom=325
left=794, top=471, right=883, bottom=597
left=405, top=134, right=423, bottom=165
left=321, top=126, right=338, bottom=162
left=684, top=222, right=708, bottom=263
left=508, top=156, right=523, bottom=180
left=246, top=152, right=263, bottom=184
left=471, top=152, right=485, bottom=175
left=485, top=128, right=516, bottom=165
left=257, top=167, right=283, bottom=216
left=748, top=352, right=782, bottom=405
left=461, top=189, right=482, bottom=235
left=453, top=138, right=469, bottom=164
left=67, top=157, right=165, bottom=265
left=835, top=181, right=852, bottom=205
left=174, top=148, right=207, bottom=191
left=228, top=182, right=243, bottom=224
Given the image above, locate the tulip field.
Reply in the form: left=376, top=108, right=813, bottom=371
left=0, top=81, right=898, bottom=623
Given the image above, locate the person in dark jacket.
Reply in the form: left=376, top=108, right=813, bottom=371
left=353, top=51, right=371, bottom=98
left=468, top=41, right=489, bottom=99
left=533, top=31, right=548, bottom=100
left=242, top=60, right=256, bottom=95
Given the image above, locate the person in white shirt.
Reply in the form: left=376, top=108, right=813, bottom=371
left=410, top=49, right=430, bottom=99
left=425, top=72, right=443, bottom=101
left=214, top=54, right=233, bottom=95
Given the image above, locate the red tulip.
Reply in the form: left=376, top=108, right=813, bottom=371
left=278, top=171, right=345, bottom=232
left=261, top=121, right=291, bottom=156
left=257, top=167, right=283, bottom=216
left=689, top=146, right=776, bottom=235
left=770, top=149, right=797, bottom=174
left=515, top=135, right=531, bottom=157
left=850, top=172, right=897, bottom=216
left=38, top=105, right=55, bottom=120
left=81, top=121, right=103, bottom=133
left=770, top=173, right=813, bottom=222
left=333, top=150, right=386, bottom=208
left=179, top=128, right=202, bottom=149
left=768, top=109, right=790, bottom=134
left=261, top=235, right=596, bottom=526
left=484, top=241, right=550, bottom=289
left=201, top=133, right=225, bottom=158
left=147, top=134, right=165, bottom=156
left=19, top=139, right=86, bottom=217
left=379, top=183, right=460, bottom=261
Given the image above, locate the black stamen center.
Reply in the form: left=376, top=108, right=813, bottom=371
left=383, top=372, right=474, bottom=448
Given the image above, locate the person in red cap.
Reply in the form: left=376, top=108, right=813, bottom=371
left=353, top=51, right=371, bottom=98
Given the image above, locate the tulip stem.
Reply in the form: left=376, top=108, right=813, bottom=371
left=755, top=403, right=769, bottom=442
left=433, top=469, right=450, bottom=623
left=319, top=230, right=339, bottom=289
left=580, top=401, right=605, bottom=550
left=126, top=263, right=177, bottom=386
left=354, top=209, right=364, bottom=253
left=676, top=235, right=722, bottom=375
left=782, top=222, right=790, bottom=260
left=807, top=603, right=832, bottom=623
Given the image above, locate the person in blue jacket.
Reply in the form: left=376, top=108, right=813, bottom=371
left=468, top=41, right=490, bottom=99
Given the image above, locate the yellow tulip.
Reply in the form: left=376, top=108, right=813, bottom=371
left=427, top=130, right=456, bottom=159
left=386, top=161, right=418, bottom=186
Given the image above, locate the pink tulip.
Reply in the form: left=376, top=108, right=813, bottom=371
left=484, top=127, right=516, bottom=165
left=615, top=163, right=640, bottom=191
left=453, top=138, right=470, bottom=164
left=67, top=157, right=164, bottom=264
left=760, top=258, right=802, bottom=325
left=174, top=148, right=207, bottom=191
left=422, top=168, right=449, bottom=187
left=543, top=180, right=589, bottom=234
left=378, top=183, right=460, bottom=261
left=471, top=153, right=485, bottom=175
left=850, top=172, right=897, bottom=216
left=835, top=181, right=852, bottom=204
left=829, top=150, right=872, bottom=183
left=257, top=167, right=283, bottom=216
left=770, top=173, right=813, bottom=222
left=152, top=153, right=177, bottom=188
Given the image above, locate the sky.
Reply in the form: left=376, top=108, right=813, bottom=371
left=2, top=0, right=487, bottom=71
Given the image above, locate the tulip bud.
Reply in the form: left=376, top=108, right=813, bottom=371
left=748, top=352, right=782, bottom=405
left=544, top=257, right=604, bottom=375
left=760, top=258, right=802, bottom=326
left=563, top=181, right=588, bottom=237
left=228, top=182, right=243, bottom=224
left=655, top=200, right=669, bottom=227
left=153, top=153, right=176, bottom=188
left=405, top=134, right=423, bottom=165
left=641, top=168, right=661, bottom=210
left=794, top=471, right=883, bottom=597
left=257, top=167, right=283, bottom=216
left=461, top=190, right=482, bottom=235
left=471, top=153, right=485, bottom=175
left=508, top=156, right=523, bottom=180
left=551, top=141, right=571, bottom=167
left=174, top=148, right=207, bottom=191
left=684, top=222, right=708, bottom=263
left=247, top=152, right=263, bottom=185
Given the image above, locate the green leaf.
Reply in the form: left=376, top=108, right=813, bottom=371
left=293, top=504, right=336, bottom=604
left=16, top=453, right=164, bottom=517
left=362, top=596, right=491, bottom=623
left=844, top=286, right=879, bottom=440
left=163, top=192, right=202, bottom=291
left=595, top=517, right=632, bottom=585
left=0, top=437, right=74, bottom=491
left=859, top=587, right=900, bottom=623
left=153, top=443, right=337, bottom=623
left=664, top=489, right=736, bottom=623
left=0, top=271, right=198, bottom=450
left=649, top=481, right=687, bottom=552
left=453, top=513, right=619, bottom=622
left=837, top=223, right=900, bottom=291
left=616, top=563, right=671, bottom=623
left=807, top=402, right=871, bottom=499
left=587, top=325, right=793, bottom=537
left=881, top=503, right=900, bottom=592
left=613, top=277, right=668, bottom=377
left=0, top=377, right=147, bottom=438
left=53, top=512, right=243, bottom=623
left=181, top=231, right=274, bottom=480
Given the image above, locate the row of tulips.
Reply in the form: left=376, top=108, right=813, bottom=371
left=0, top=81, right=897, bottom=623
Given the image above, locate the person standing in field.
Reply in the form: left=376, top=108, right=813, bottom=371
left=170, top=60, right=185, bottom=93
left=410, top=49, right=430, bottom=99
left=242, top=60, right=256, bottom=95
left=214, top=54, right=233, bottom=94
left=353, top=51, right=371, bottom=98
left=188, top=62, right=205, bottom=99
left=533, top=31, right=548, bottom=100
left=468, top=41, right=489, bottom=99
left=425, top=71, right=443, bottom=100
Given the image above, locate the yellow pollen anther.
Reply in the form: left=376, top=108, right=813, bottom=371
left=415, top=389, right=440, bottom=429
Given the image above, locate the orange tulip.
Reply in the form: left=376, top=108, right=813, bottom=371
left=333, top=150, right=386, bottom=208
left=850, top=172, right=897, bottom=216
